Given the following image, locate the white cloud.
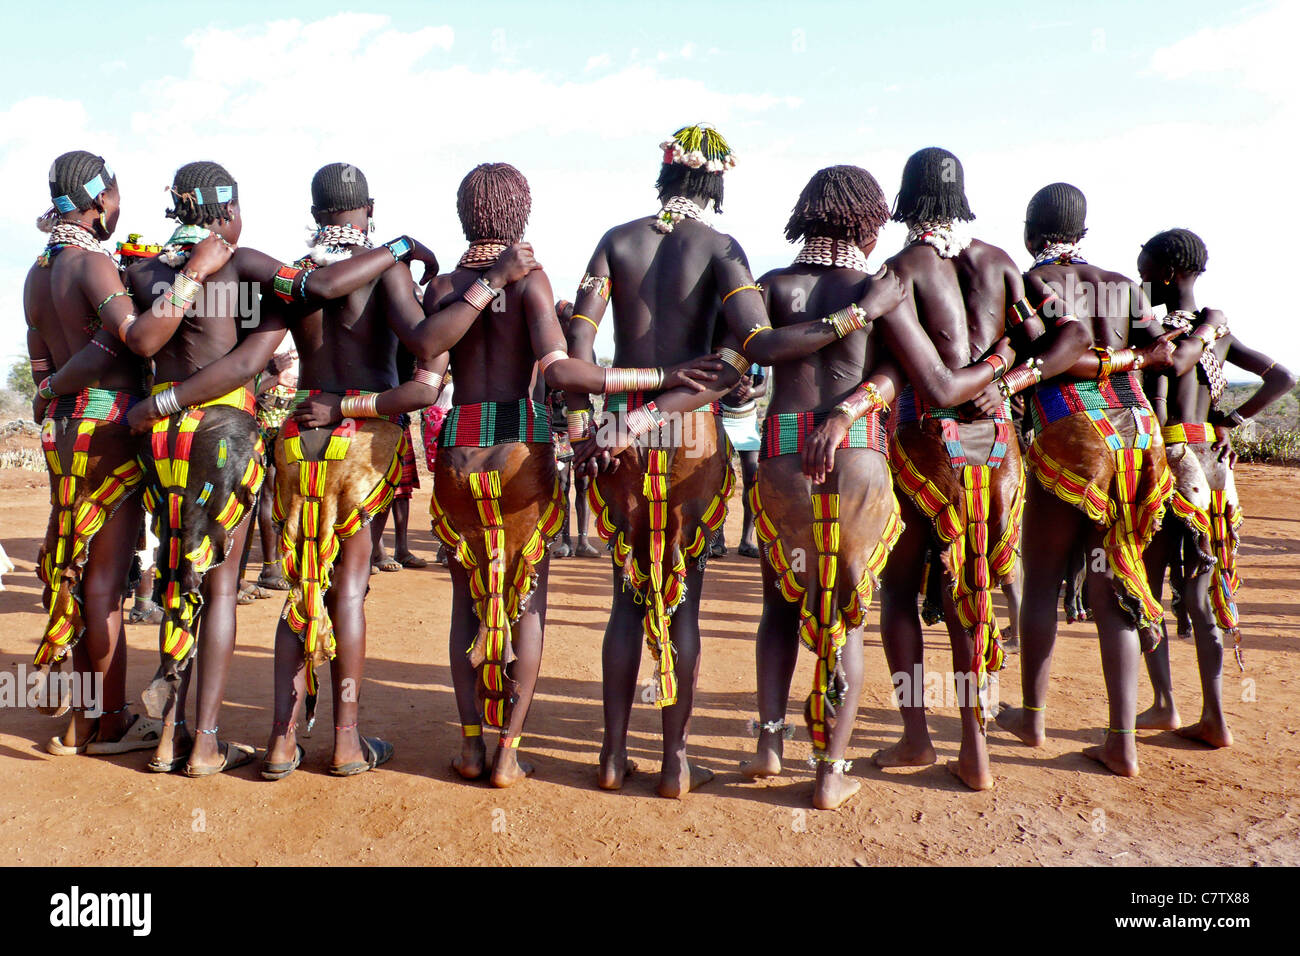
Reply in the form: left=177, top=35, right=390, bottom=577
left=1147, top=2, right=1299, bottom=96
left=584, top=53, right=611, bottom=71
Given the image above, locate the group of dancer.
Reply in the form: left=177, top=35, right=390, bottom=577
left=24, top=124, right=1294, bottom=808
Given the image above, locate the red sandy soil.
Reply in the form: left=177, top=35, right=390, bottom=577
left=0, top=460, right=1296, bottom=866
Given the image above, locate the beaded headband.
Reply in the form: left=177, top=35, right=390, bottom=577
left=51, top=161, right=114, bottom=213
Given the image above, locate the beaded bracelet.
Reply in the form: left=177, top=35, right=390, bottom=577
left=384, top=236, right=414, bottom=263
left=90, top=337, right=119, bottom=358
left=1005, top=298, right=1035, bottom=329
left=997, top=357, right=1043, bottom=399
left=1191, top=324, right=1218, bottom=351
left=624, top=401, right=665, bottom=438
left=37, top=376, right=56, bottom=400
left=30, top=356, right=52, bottom=375
left=604, top=366, right=663, bottom=392
left=982, top=352, right=1008, bottom=380
left=832, top=381, right=889, bottom=421
left=463, top=277, right=497, bottom=311
left=567, top=409, right=591, bottom=441
left=1092, top=346, right=1114, bottom=380
left=716, top=347, right=750, bottom=378
left=272, top=265, right=304, bottom=304
left=822, top=303, right=869, bottom=339
left=95, top=291, right=130, bottom=315
left=154, top=387, right=183, bottom=418
left=578, top=273, right=611, bottom=301
left=340, top=394, right=379, bottom=419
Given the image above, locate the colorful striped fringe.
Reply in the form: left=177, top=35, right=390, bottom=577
left=749, top=482, right=903, bottom=753
left=34, top=398, right=145, bottom=666
left=429, top=468, right=565, bottom=729
left=276, top=416, right=402, bottom=721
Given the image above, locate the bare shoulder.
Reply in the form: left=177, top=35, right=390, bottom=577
left=886, top=243, right=933, bottom=279
left=967, top=238, right=1018, bottom=272
left=425, top=273, right=458, bottom=312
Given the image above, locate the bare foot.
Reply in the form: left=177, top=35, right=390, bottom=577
left=995, top=703, right=1045, bottom=747
left=490, top=747, right=535, bottom=789
left=1136, top=702, right=1181, bottom=731
left=597, top=748, right=636, bottom=790
left=150, top=722, right=194, bottom=771
left=946, top=755, right=993, bottom=791
left=1175, top=717, right=1233, bottom=748
left=813, top=767, right=861, bottom=810
left=740, top=732, right=783, bottom=778
left=1082, top=734, right=1139, bottom=777
left=452, top=736, right=487, bottom=780
left=658, top=760, right=714, bottom=799
left=872, top=735, right=937, bottom=768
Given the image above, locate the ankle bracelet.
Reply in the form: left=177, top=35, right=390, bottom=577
left=746, top=718, right=795, bottom=739
left=196, top=726, right=219, bottom=735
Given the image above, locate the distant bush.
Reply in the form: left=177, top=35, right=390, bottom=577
left=1234, top=429, right=1300, bottom=466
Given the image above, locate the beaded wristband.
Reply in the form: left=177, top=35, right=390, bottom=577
left=716, top=347, right=750, bottom=378
left=272, top=265, right=303, bottom=304
left=997, top=358, right=1043, bottom=399
left=95, top=291, right=129, bottom=315
left=604, top=366, right=663, bottom=392
left=624, top=401, right=665, bottom=438
left=154, top=387, right=182, bottom=418
left=1192, top=324, right=1217, bottom=351
left=833, top=381, right=889, bottom=421
left=1005, top=298, right=1035, bottom=329
left=340, top=394, right=379, bottom=419
left=822, top=303, right=869, bottom=339
left=567, top=409, right=591, bottom=441
left=463, top=277, right=497, bottom=311
left=982, top=353, right=1008, bottom=380
left=384, top=236, right=414, bottom=263
left=1092, top=346, right=1114, bottom=380
left=37, top=376, right=56, bottom=400
left=91, top=337, right=119, bottom=358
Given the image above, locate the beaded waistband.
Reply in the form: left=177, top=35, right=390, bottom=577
left=439, top=399, right=551, bottom=448
left=47, top=387, right=141, bottom=425
left=1161, top=422, right=1217, bottom=445
left=1030, top=370, right=1147, bottom=434
left=153, top=382, right=256, bottom=417
left=760, top=408, right=887, bottom=460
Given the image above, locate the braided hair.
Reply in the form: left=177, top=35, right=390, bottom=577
left=1141, top=228, right=1207, bottom=275
left=1025, top=182, right=1087, bottom=244
left=48, top=150, right=115, bottom=211
left=311, top=162, right=372, bottom=214
left=891, top=147, right=974, bottom=224
left=456, top=163, right=530, bottom=243
left=167, top=161, right=239, bottom=225
left=785, top=165, right=890, bottom=246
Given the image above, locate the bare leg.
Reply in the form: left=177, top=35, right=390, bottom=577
left=1000, top=558, right=1023, bottom=653
left=186, top=515, right=252, bottom=770
left=1081, top=528, right=1141, bottom=777
left=1138, top=527, right=1181, bottom=730
left=446, top=559, right=487, bottom=779
left=324, top=528, right=377, bottom=768
left=491, top=561, right=550, bottom=787
left=68, top=494, right=143, bottom=744
left=370, top=509, right=390, bottom=566
left=875, top=502, right=937, bottom=767
left=939, top=588, right=993, bottom=791
left=258, top=452, right=279, bottom=568
left=1174, top=565, right=1233, bottom=747
left=740, top=572, right=799, bottom=778
left=573, top=475, right=599, bottom=556
left=658, top=562, right=713, bottom=798
left=264, top=616, right=308, bottom=766
left=996, top=482, right=1080, bottom=747
left=391, top=498, right=415, bottom=563
left=598, top=571, right=645, bottom=790
left=737, top=451, right=760, bottom=555
left=813, top=627, right=864, bottom=809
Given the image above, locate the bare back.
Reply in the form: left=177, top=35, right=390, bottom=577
left=602, top=216, right=740, bottom=366
left=1026, top=261, right=1145, bottom=355
left=291, top=268, right=402, bottom=394
left=128, top=253, right=244, bottom=383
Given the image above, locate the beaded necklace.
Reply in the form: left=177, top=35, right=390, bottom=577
left=458, top=240, right=507, bottom=271
left=36, top=222, right=110, bottom=268
left=1031, top=241, right=1087, bottom=269
left=307, top=224, right=372, bottom=265
left=653, top=196, right=709, bottom=234
left=906, top=219, right=973, bottom=259
left=793, top=236, right=870, bottom=272
left=1164, top=309, right=1229, bottom=404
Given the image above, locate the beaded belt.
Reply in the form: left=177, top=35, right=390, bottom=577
left=760, top=408, right=887, bottom=460
left=153, top=382, right=256, bottom=416
left=439, top=398, right=551, bottom=448
left=1030, top=370, right=1147, bottom=434
left=1161, top=422, right=1216, bottom=445
left=48, top=387, right=141, bottom=425
left=606, top=390, right=721, bottom=416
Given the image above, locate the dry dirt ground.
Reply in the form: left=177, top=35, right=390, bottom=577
left=0, top=459, right=1296, bottom=866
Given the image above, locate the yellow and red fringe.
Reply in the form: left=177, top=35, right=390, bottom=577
left=35, top=419, right=144, bottom=666
left=429, top=469, right=564, bottom=729
left=748, top=483, right=903, bottom=753
left=891, top=442, right=1024, bottom=725
left=587, top=449, right=733, bottom=708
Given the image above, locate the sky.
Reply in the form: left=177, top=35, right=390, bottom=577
left=2, top=0, right=1294, bottom=374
